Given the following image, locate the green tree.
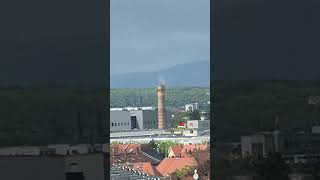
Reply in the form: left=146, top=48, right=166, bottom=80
left=253, top=153, right=289, bottom=180
left=174, top=166, right=194, bottom=178
left=190, top=110, right=201, bottom=120
left=155, top=141, right=178, bottom=157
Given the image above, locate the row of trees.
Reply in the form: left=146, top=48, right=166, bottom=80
left=171, top=110, right=202, bottom=127
left=213, top=80, right=320, bottom=142
left=110, top=87, right=209, bottom=108
left=214, top=153, right=290, bottom=180
left=0, top=87, right=107, bottom=145
left=149, top=140, right=179, bottom=157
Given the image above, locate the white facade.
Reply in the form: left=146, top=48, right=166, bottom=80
left=185, top=103, right=199, bottom=112
left=110, top=108, right=171, bottom=132
left=110, top=111, right=131, bottom=132
left=0, top=146, right=40, bottom=156
left=241, top=132, right=278, bottom=158
left=312, top=126, right=320, bottom=133
left=48, top=144, right=70, bottom=155
left=187, top=120, right=210, bottom=131
left=130, top=110, right=158, bottom=130
left=182, top=129, right=199, bottom=137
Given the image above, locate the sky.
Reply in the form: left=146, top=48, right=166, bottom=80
left=0, top=0, right=107, bottom=87
left=213, top=0, right=320, bottom=80
left=110, top=0, right=210, bottom=75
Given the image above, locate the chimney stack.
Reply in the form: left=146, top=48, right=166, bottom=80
left=157, top=84, right=166, bottom=129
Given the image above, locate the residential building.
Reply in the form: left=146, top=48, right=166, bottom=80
left=156, top=157, right=197, bottom=177
left=241, top=131, right=285, bottom=158
left=168, top=145, right=186, bottom=158
left=168, top=144, right=208, bottom=158
left=185, top=103, right=199, bottom=112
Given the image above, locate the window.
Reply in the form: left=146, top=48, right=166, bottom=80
left=121, top=123, right=123, bottom=126
left=112, top=123, right=114, bottom=126
left=118, top=123, right=120, bottom=126
left=115, top=123, right=117, bottom=126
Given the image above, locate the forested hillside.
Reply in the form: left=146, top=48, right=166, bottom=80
left=0, top=86, right=107, bottom=146
left=213, top=81, right=320, bottom=142
left=110, top=87, right=210, bottom=108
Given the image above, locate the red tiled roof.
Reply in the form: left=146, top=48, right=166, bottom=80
left=132, top=162, right=157, bottom=176
left=110, top=154, right=155, bottom=165
left=110, top=144, right=141, bottom=155
left=182, top=144, right=207, bottom=153
left=169, top=145, right=184, bottom=157
left=156, top=157, right=197, bottom=177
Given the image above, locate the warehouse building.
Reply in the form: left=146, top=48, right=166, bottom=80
left=110, top=108, right=172, bottom=132
left=110, top=111, right=132, bottom=132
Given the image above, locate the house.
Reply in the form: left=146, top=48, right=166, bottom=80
left=168, top=144, right=208, bottom=158
left=168, top=145, right=186, bottom=158
left=129, top=162, right=159, bottom=176
left=110, top=144, right=141, bottom=156
left=182, top=144, right=208, bottom=154
left=140, top=146, right=164, bottom=164
left=110, top=144, right=160, bottom=165
left=156, top=157, right=197, bottom=177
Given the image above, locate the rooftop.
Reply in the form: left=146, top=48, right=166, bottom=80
left=156, top=157, right=197, bottom=177
left=111, top=153, right=158, bottom=165
left=110, top=165, right=162, bottom=180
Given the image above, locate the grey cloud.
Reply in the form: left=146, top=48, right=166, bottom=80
left=111, top=0, right=210, bottom=75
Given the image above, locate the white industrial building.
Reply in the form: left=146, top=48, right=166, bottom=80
left=110, top=111, right=132, bottom=132
left=172, top=120, right=210, bottom=137
left=110, top=108, right=172, bottom=132
left=186, top=120, right=210, bottom=131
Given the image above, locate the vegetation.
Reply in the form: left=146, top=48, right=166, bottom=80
left=252, top=153, right=290, bottom=180
left=110, top=87, right=210, bottom=108
left=111, top=141, right=123, bottom=145
left=214, top=153, right=289, bottom=180
left=171, top=110, right=203, bottom=127
left=171, top=111, right=191, bottom=127
left=154, top=140, right=179, bottom=157
left=213, top=80, right=320, bottom=142
left=173, top=166, right=195, bottom=178
left=0, top=86, right=107, bottom=146
left=190, top=110, right=201, bottom=120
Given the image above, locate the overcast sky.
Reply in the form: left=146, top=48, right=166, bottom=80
left=111, top=0, right=210, bottom=75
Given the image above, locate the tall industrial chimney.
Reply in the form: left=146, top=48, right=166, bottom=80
left=157, top=84, right=166, bottom=129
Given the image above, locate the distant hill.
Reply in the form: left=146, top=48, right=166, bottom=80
left=111, top=61, right=210, bottom=88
